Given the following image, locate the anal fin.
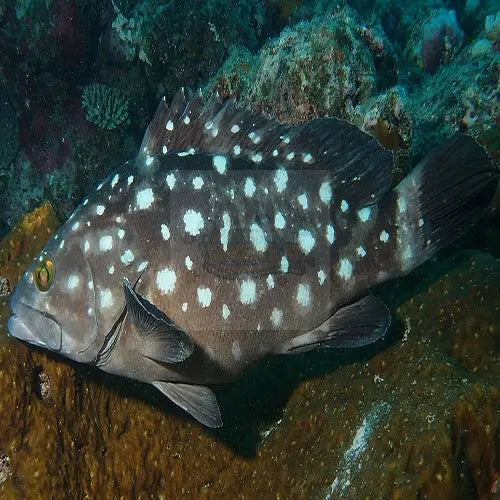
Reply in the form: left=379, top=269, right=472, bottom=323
left=280, top=296, right=390, bottom=354
left=153, top=381, right=223, bottom=428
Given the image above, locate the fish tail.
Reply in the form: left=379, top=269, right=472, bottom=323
left=394, top=134, right=498, bottom=273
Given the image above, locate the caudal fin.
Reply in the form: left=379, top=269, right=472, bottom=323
left=395, top=134, right=498, bottom=272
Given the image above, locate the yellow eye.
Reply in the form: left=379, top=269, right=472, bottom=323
left=34, top=257, right=55, bottom=292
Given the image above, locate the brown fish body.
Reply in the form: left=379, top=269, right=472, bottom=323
left=7, top=90, right=498, bottom=427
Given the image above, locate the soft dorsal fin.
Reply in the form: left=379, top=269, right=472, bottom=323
left=139, top=89, right=395, bottom=208
left=123, top=279, right=194, bottom=364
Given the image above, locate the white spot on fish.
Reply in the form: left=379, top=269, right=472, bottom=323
left=213, top=155, right=227, bottom=174
left=88, top=281, right=94, bottom=290
left=298, top=229, right=315, bottom=254
left=318, top=269, right=327, bottom=285
left=286, top=152, right=295, bottom=160
left=127, top=175, right=134, bottom=186
left=137, top=261, right=148, bottom=272
left=358, top=207, right=371, bottom=222
left=67, top=274, right=80, bottom=290
left=72, top=221, right=80, bottom=231
left=220, top=212, right=231, bottom=252
left=111, top=174, right=119, bottom=188
left=222, top=304, right=230, bottom=320
left=357, top=246, right=367, bottom=257
left=274, top=168, right=288, bottom=193
left=99, top=235, right=113, bottom=252
left=97, top=182, right=103, bottom=191
left=244, top=177, right=256, bottom=198
left=166, top=120, right=174, bottom=131
left=418, top=218, right=424, bottom=227
left=270, top=307, right=283, bottom=327
left=136, top=188, right=154, bottom=210
left=240, top=279, right=257, bottom=305
left=162, top=145, right=168, bottom=154
left=231, top=341, right=241, bottom=360
left=121, top=249, right=135, bottom=265
left=183, top=209, right=204, bottom=236
left=326, top=224, right=335, bottom=244
left=319, top=181, right=332, bottom=204
left=266, top=274, right=275, bottom=289
left=302, top=153, right=313, bottom=163
left=96, top=205, right=105, bottom=216
left=118, top=229, right=125, bottom=239
left=231, top=124, right=240, bottom=133
left=145, top=155, right=154, bottom=166
left=99, top=289, right=113, bottom=308
left=84, top=240, right=89, bottom=252
left=280, top=256, right=289, bottom=273
left=59, top=240, right=65, bottom=249
left=272, top=149, right=279, bottom=157
left=83, top=198, right=88, bottom=206
left=274, top=212, right=286, bottom=230
left=380, top=230, right=390, bottom=243
left=166, top=173, right=176, bottom=190
left=183, top=115, right=190, bottom=125
left=233, top=144, right=241, bottom=155
left=296, top=283, right=311, bottom=307
left=108, top=265, right=115, bottom=275
left=338, top=258, right=353, bottom=280
left=282, top=136, right=290, bottom=144
left=341, top=200, right=349, bottom=212
left=159, top=223, right=170, bottom=241
left=185, top=255, right=193, bottom=270
left=182, top=302, right=188, bottom=312
left=251, top=153, right=263, bottom=163
left=298, top=193, right=308, bottom=210
left=248, top=131, right=261, bottom=144
left=250, top=223, right=267, bottom=252
left=197, top=286, right=212, bottom=307
left=157, top=268, right=177, bottom=295
left=193, top=176, right=204, bottom=190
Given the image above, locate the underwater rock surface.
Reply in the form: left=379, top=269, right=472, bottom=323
left=0, top=205, right=498, bottom=498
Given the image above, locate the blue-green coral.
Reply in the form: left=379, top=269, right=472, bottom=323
left=82, top=84, right=129, bottom=130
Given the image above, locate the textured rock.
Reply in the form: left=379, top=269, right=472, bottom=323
left=0, top=202, right=498, bottom=498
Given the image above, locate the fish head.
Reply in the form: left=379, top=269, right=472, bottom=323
left=8, top=235, right=100, bottom=363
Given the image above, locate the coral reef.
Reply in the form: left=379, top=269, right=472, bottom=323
left=0, top=277, right=10, bottom=297
left=0, top=204, right=498, bottom=498
left=82, top=84, right=129, bottom=130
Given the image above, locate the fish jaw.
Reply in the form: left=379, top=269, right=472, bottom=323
left=8, top=297, right=62, bottom=351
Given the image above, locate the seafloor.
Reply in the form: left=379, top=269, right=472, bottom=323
left=0, top=0, right=499, bottom=498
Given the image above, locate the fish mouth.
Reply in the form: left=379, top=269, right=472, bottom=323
left=8, top=302, right=62, bottom=352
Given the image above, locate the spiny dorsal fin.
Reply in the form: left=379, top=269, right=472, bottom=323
left=139, top=89, right=395, bottom=208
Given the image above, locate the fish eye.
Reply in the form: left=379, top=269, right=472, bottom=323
left=33, top=256, right=55, bottom=292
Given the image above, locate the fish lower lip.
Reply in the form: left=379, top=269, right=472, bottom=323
left=7, top=314, right=48, bottom=347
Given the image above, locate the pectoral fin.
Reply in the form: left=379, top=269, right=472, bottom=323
left=279, top=296, right=391, bottom=354
left=153, top=381, right=223, bottom=428
left=123, top=279, right=194, bottom=363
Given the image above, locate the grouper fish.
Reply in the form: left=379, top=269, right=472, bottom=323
left=7, top=89, right=499, bottom=427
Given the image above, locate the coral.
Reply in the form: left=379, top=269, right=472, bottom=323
left=0, top=205, right=498, bottom=498
left=415, top=9, right=465, bottom=74
left=485, top=11, right=500, bottom=47
left=82, top=84, right=129, bottom=130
